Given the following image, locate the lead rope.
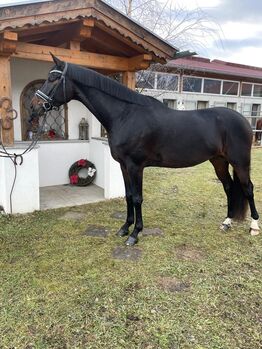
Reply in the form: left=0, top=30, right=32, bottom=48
left=0, top=112, right=47, bottom=214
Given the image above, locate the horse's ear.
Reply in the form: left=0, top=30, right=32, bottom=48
left=50, top=52, right=64, bottom=67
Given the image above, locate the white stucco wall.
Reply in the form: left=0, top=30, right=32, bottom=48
left=104, top=144, right=125, bottom=199
left=0, top=147, right=39, bottom=214
left=89, top=138, right=125, bottom=198
left=37, top=141, right=90, bottom=187
left=89, top=138, right=106, bottom=189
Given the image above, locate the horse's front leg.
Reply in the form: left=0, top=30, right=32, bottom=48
left=125, top=165, right=144, bottom=246
left=116, top=164, right=134, bottom=237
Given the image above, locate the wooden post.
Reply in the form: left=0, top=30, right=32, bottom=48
left=122, top=71, right=136, bottom=90
left=0, top=56, right=14, bottom=146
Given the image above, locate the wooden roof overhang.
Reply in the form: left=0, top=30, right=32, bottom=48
left=0, top=0, right=178, bottom=73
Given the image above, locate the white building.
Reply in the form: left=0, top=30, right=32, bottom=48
left=137, top=56, right=262, bottom=129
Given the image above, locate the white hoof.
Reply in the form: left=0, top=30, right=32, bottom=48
left=250, top=228, right=260, bottom=236
left=250, top=219, right=260, bottom=236
left=220, top=218, right=232, bottom=232
left=220, top=223, right=231, bottom=232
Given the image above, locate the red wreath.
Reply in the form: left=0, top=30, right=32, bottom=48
left=69, top=159, right=96, bottom=186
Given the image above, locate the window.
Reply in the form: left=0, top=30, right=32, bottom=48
left=242, top=103, right=251, bottom=116
left=203, top=79, right=221, bottom=94
left=183, top=77, right=202, bottom=92
left=163, top=99, right=176, bottom=109
left=253, top=84, right=262, bottom=97
left=251, top=104, right=261, bottom=116
left=251, top=104, right=261, bottom=128
left=222, top=81, right=239, bottom=95
left=197, top=101, right=209, bottom=109
left=136, top=71, right=155, bottom=89
left=157, top=73, right=178, bottom=91
left=20, top=80, right=68, bottom=141
left=227, top=102, right=237, bottom=110
left=241, top=83, right=252, bottom=96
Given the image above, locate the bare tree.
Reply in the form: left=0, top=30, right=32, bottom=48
left=105, top=0, right=221, bottom=54
left=106, top=0, right=222, bottom=97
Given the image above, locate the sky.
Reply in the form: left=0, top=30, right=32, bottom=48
left=1, top=0, right=262, bottom=67
left=174, top=0, right=262, bottom=67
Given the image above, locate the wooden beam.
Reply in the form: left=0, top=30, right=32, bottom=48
left=69, top=20, right=95, bottom=43
left=128, top=54, right=152, bottom=70
left=0, top=31, right=18, bottom=41
left=82, top=18, right=95, bottom=28
left=0, top=31, right=17, bottom=55
left=69, top=41, right=80, bottom=51
left=13, top=41, right=130, bottom=71
left=0, top=56, right=14, bottom=146
left=122, top=71, right=136, bottom=90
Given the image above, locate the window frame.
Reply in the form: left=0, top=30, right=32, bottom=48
left=20, top=79, right=68, bottom=142
left=182, top=75, right=203, bottom=94
left=203, top=77, right=222, bottom=95
left=253, top=83, right=262, bottom=98
left=222, top=80, right=239, bottom=96
left=155, top=72, right=179, bottom=92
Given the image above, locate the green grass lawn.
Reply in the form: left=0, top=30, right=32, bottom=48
left=0, top=149, right=261, bottom=349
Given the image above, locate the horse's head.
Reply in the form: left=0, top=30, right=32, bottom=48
left=30, top=53, right=74, bottom=116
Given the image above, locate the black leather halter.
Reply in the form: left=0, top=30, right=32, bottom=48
left=35, top=62, right=68, bottom=112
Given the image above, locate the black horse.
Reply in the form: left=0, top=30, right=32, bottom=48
left=31, top=54, right=260, bottom=245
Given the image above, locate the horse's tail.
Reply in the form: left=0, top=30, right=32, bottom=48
left=231, top=170, right=248, bottom=221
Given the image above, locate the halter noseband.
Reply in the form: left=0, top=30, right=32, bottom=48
left=35, top=62, right=68, bottom=112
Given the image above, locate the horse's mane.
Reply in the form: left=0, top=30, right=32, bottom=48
left=67, top=63, right=162, bottom=106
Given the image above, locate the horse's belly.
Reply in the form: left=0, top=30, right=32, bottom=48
left=149, top=138, right=220, bottom=168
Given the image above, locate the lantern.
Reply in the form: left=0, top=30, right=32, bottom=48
left=79, top=118, right=89, bottom=140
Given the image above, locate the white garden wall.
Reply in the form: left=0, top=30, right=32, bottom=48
left=0, top=147, right=39, bottom=214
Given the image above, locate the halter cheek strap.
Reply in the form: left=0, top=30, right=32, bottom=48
left=35, top=62, right=68, bottom=112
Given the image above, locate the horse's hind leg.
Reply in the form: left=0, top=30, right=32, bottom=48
left=233, top=166, right=260, bottom=235
left=210, top=157, right=234, bottom=231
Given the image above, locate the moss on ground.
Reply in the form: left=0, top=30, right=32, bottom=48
left=0, top=149, right=261, bottom=349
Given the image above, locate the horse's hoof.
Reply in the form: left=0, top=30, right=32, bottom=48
left=250, top=228, right=260, bottom=236
left=116, top=228, right=129, bottom=237
left=220, top=223, right=231, bottom=232
left=125, top=236, right=138, bottom=246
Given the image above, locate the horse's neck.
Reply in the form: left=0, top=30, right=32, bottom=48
left=74, top=84, right=127, bottom=133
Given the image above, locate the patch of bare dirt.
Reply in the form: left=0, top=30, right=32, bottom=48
left=157, top=277, right=190, bottom=293
left=175, top=244, right=205, bottom=261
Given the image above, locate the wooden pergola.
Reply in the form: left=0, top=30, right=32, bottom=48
left=0, top=0, right=178, bottom=146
